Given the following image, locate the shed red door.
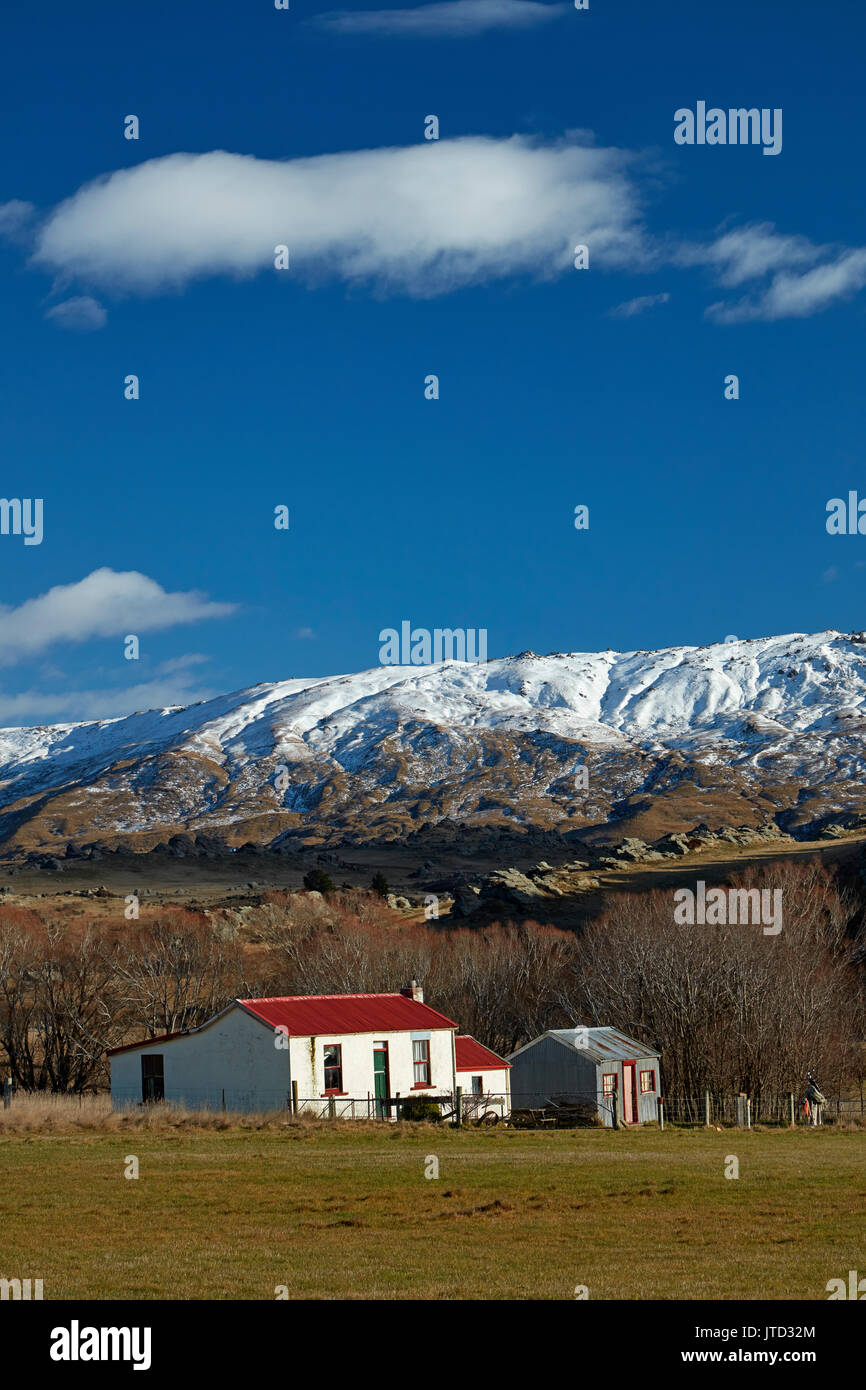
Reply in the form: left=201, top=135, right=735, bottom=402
left=622, top=1062, right=638, bottom=1124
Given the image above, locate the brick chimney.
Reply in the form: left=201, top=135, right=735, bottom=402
left=401, top=979, right=424, bottom=1003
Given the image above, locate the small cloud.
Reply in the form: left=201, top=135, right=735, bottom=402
left=156, top=653, right=211, bottom=674
left=706, top=249, right=866, bottom=324
left=44, top=295, right=107, bottom=332
left=679, top=223, right=820, bottom=289
left=0, top=569, right=237, bottom=666
left=821, top=566, right=839, bottom=585
left=609, top=291, right=670, bottom=318
left=315, top=0, right=565, bottom=38
left=0, top=200, right=37, bottom=244
left=295, top=627, right=317, bottom=640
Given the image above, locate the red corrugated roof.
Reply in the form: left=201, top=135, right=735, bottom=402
left=239, top=992, right=457, bottom=1036
left=108, top=1030, right=186, bottom=1056
left=455, top=1035, right=511, bottom=1071
left=107, top=993, right=458, bottom=1057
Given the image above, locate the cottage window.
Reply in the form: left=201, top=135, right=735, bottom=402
left=602, top=1073, right=617, bottom=1097
left=412, top=1039, right=431, bottom=1086
left=323, top=1044, right=343, bottom=1093
left=471, top=1075, right=483, bottom=1095
left=640, top=1070, right=655, bottom=1094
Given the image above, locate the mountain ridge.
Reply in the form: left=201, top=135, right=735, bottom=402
left=2, top=629, right=866, bottom=854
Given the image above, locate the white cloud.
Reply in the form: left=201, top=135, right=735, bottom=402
left=0, top=200, right=37, bottom=243
left=0, top=569, right=236, bottom=666
left=44, top=295, right=107, bottom=331
left=609, top=291, right=669, bottom=318
left=315, top=0, right=565, bottom=36
left=31, top=138, right=647, bottom=297
left=674, top=220, right=866, bottom=323
left=156, top=652, right=210, bottom=674
left=14, top=140, right=866, bottom=322
left=706, top=248, right=866, bottom=323
left=678, top=222, right=820, bottom=287
left=0, top=676, right=218, bottom=725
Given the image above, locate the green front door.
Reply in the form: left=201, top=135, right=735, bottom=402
left=373, top=1045, right=388, bottom=1118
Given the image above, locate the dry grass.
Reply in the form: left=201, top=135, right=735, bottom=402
left=0, top=1109, right=863, bottom=1300
left=0, top=1092, right=278, bottom=1134
left=0, top=1091, right=442, bottom=1137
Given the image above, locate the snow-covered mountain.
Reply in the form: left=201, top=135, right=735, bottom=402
left=3, top=630, right=866, bottom=854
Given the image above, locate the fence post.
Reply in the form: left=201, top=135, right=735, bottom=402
left=328, top=1096, right=336, bottom=1120
left=746, top=1098, right=751, bottom=1129
left=395, top=1091, right=401, bottom=1121
left=612, top=1091, right=619, bottom=1130
left=658, top=1096, right=664, bottom=1131
left=2, top=1077, right=11, bottom=1110
left=367, top=1092, right=371, bottom=1120
left=788, top=1092, right=795, bottom=1128
left=456, top=1086, right=463, bottom=1128
left=291, top=1081, right=298, bottom=1116
left=221, top=1088, right=226, bottom=1114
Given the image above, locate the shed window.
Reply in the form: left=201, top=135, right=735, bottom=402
left=412, top=1039, right=431, bottom=1085
left=640, top=1070, right=655, bottom=1094
left=471, top=1075, right=483, bottom=1095
left=323, top=1044, right=343, bottom=1092
left=141, top=1054, right=164, bottom=1103
left=602, top=1073, right=617, bottom=1097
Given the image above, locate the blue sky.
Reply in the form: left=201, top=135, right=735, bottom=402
left=1, top=0, right=865, bottom=724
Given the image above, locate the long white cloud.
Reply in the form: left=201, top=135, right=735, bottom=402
left=315, top=0, right=565, bottom=36
left=0, top=674, right=217, bottom=725
left=18, top=138, right=866, bottom=321
left=31, top=139, right=647, bottom=296
left=0, top=569, right=236, bottom=665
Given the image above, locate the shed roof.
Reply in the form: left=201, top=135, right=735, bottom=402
left=238, top=992, right=457, bottom=1036
left=455, top=1035, right=511, bottom=1072
left=510, top=1026, right=660, bottom=1063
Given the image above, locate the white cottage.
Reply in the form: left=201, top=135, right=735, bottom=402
left=109, top=984, right=458, bottom=1118
left=507, top=1027, right=662, bottom=1126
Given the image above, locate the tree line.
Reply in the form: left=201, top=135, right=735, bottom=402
left=0, top=859, right=863, bottom=1100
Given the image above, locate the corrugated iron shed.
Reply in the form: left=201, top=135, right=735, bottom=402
left=545, top=1027, right=660, bottom=1062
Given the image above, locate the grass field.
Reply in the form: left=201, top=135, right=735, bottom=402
left=1, top=1101, right=863, bottom=1300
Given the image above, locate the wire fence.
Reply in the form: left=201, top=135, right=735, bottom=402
left=8, top=1082, right=864, bottom=1127
left=106, top=1087, right=509, bottom=1121
left=655, top=1092, right=865, bottom=1126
